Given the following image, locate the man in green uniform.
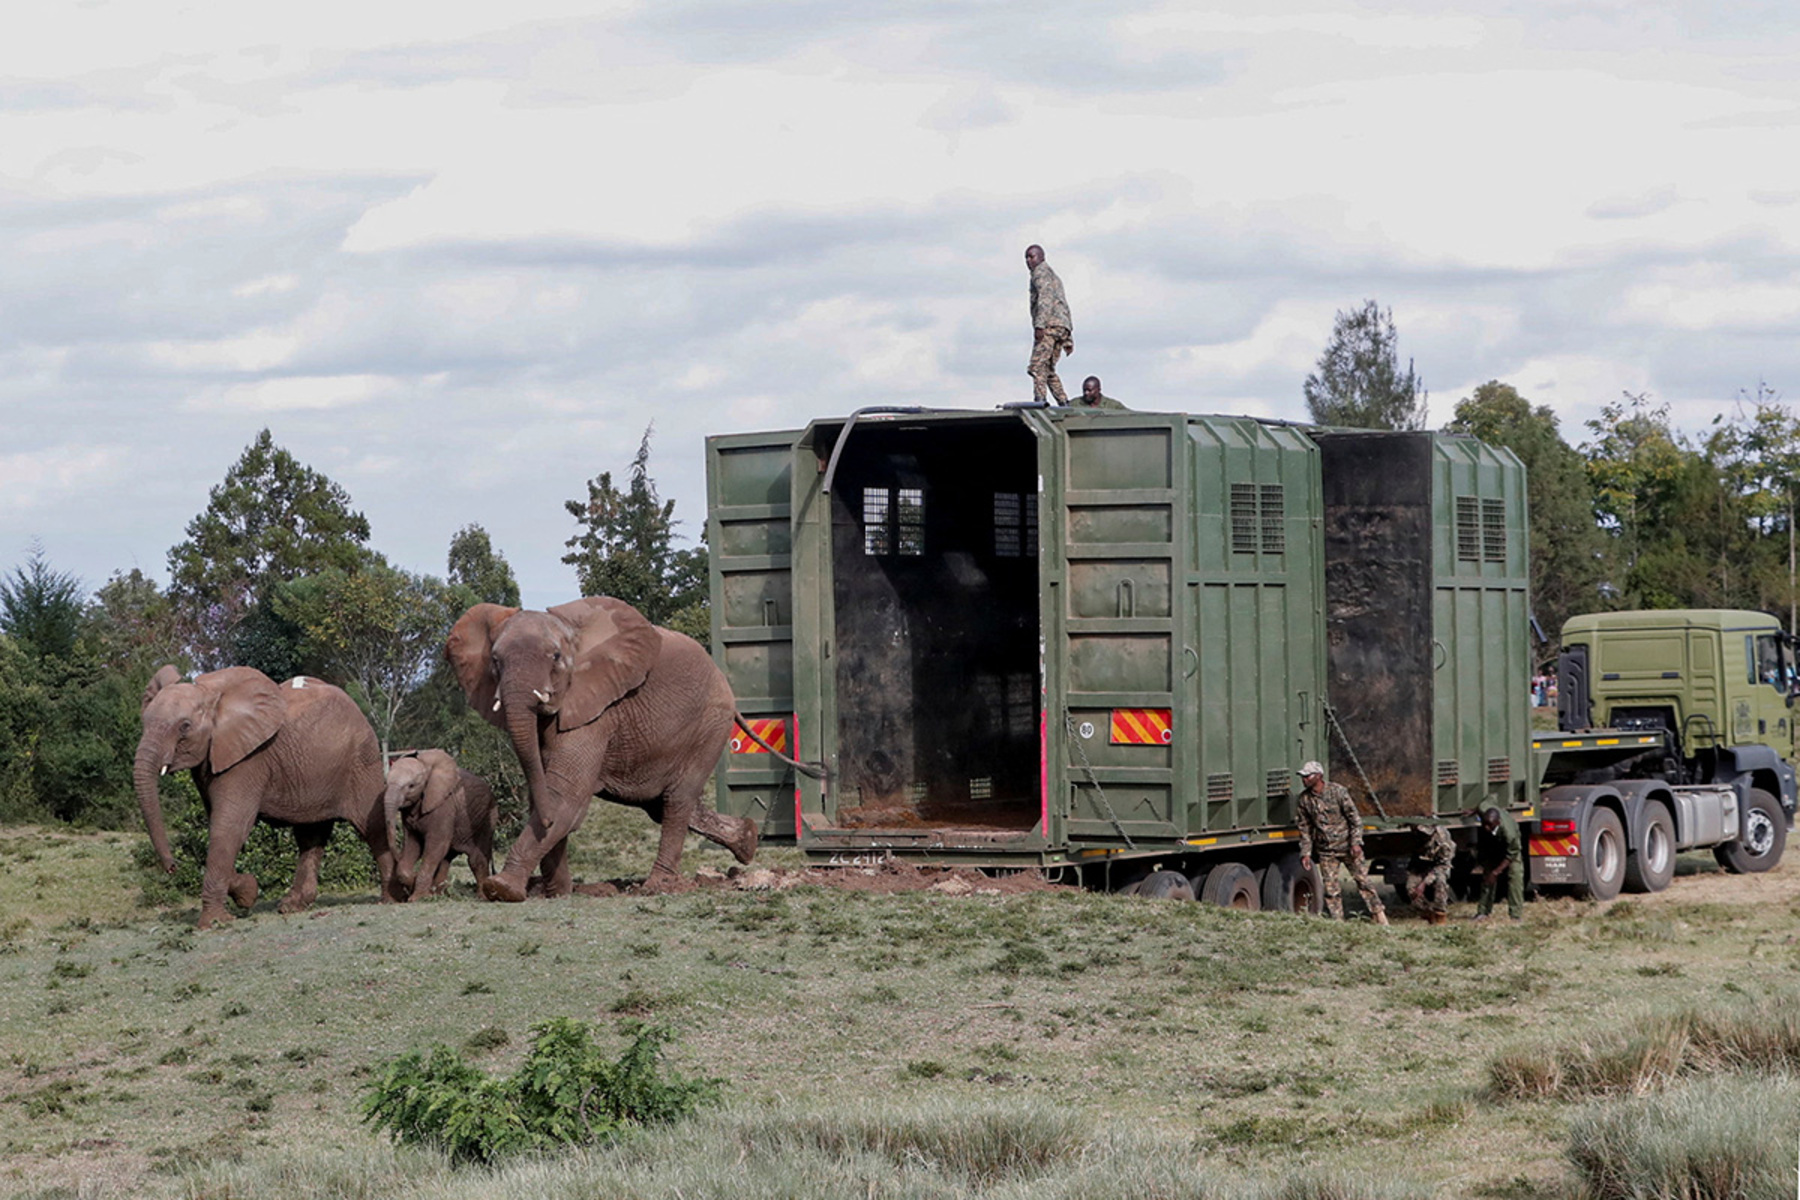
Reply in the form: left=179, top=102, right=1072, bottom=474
left=1025, top=244, right=1073, bottom=405
left=1076, top=376, right=1128, bottom=410
left=1474, top=801, right=1524, bottom=920
left=1408, top=823, right=1455, bottom=920
left=1296, top=760, right=1388, bottom=925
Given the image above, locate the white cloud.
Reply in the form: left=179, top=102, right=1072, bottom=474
left=0, top=445, right=126, bottom=513
left=186, top=373, right=399, bottom=412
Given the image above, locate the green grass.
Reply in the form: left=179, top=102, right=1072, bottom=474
left=1565, top=1074, right=1800, bottom=1199
left=0, top=826, right=1795, bottom=1198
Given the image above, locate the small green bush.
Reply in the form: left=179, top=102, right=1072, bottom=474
left=360, top=1018, right=719, bottom=1164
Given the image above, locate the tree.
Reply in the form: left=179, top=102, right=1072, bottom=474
left=1446, top=382, right=1606, bottom=643
left=1303, top=300, right=1428, bottom=430
left=447, top=524, right=521, bottom=608
left=1582, top=392, right=1717, bottom=610
left=0, top=541, right=85, bottom=661
left=272, top=558, right=457, bottom=759
left=166, top=429, right=372, bottom=671
left=88, top=569, right=186, bottom=679
left=1711, top=385, right=1800, bottom=630
left=562, top=427, right=709, bottom=644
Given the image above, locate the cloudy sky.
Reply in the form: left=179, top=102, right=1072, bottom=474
left=5, top=0, right=1800, bottom=610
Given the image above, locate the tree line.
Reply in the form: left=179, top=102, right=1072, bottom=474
left=0, top=426, right=704, bottom=829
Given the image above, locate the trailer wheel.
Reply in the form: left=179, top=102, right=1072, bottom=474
left=1716, top=788, right=1787, bottom=874
left=1259, top=853, right=1322, bottom=914
left=1623, top=801, right=1675, bottom=893
left=1136, top=869, right=1197, bottom=901
left=1574, top=808, right=1626, bottom=901
left=1200, top=862, right=1260, bottom=911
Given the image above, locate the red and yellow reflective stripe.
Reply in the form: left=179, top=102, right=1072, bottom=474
left=1529, top=834, right=1580, bottom=857
left=730, top=717, right=788, bottom=754
left=1110, top=708, right=1173, bottom=745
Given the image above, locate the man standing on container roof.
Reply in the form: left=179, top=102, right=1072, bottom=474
left=1296, top=761, right=1389, bottom=925
left=1025, top=244, right=1073, bottom=405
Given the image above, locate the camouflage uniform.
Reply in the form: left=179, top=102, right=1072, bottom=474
left=1297, top=780, right=1386, bottom=921
left=1410, top=825, right=1455, bottom=913
left=1028, top=260, right=1072, bottom=405
left=1076, top=391, right=1128, bottom=411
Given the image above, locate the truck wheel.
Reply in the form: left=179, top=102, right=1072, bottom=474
left=1200, top=862, right=1260, bottom=911
left=1136, top=869, right=1197, bottom=901
left=1259, top=853, right=1322, bottom=914
left=1623, top=801, right=1675, bottom=893
left=1716, top=788, right=1787, bottom=874
left=1575, top=808, right=1626, bottom=901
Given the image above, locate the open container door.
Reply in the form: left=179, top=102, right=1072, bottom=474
left=794, top=409, right=1050, bottom=860
left=706, top=430, right=803, bottom=840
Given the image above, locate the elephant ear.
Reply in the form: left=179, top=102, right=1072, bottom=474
left=418, top=749, right=459, bottom=817
left=446, top=603, right=519, bottom=730
left=551, top=596, right=662, bottom=731
left=142, top=664, right=183, bottom=712
left=197, top=667, right=285, bottom=773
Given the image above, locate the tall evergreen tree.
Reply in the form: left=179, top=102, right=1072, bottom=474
left=447, top=524, right=521, bottom=608
left=1303, top=300, right=1428, bottom=430
left=562, top=426, right=708, bottom=644
left=166, top=429, right=372, bottom=672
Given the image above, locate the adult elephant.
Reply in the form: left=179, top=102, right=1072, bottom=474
left=446, top=596, right=771, bottom=900
left=135, top=665, right=397, bottom=929
left=383, top=749, right=497, bottom=900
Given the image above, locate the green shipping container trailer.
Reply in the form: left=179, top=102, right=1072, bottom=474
left=707, top=406, right=1790, bottom=909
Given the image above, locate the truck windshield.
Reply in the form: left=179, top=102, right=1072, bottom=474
left=1752, top=633, right=1793, bottom=691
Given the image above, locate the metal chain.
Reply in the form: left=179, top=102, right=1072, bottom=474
left=1323, top=702, right=1390, bottom=821
left=1063, top=710, right=1136, bottom=849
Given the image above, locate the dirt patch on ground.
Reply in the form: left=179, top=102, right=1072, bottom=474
left=572, top=859, right=1072, bottom=898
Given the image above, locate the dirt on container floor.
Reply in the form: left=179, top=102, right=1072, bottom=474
left=570, top=859, right=1072, bottom=898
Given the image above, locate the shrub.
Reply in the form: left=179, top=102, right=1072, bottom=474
left=360, top=1019, right=719, bottom=1164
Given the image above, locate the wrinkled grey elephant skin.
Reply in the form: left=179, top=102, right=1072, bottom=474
left=446, top=596, right=760, bottom=900
left=134, top=664, right=396, bottom=929
left=384, top=748, right=497, bottom=900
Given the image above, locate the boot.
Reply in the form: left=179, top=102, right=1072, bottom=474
left=1374, top=910, right=1389, bottom=927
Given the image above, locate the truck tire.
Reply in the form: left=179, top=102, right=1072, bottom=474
left=1136, top=869, right=1197, bottom=901
left=1200, top=862, right=1260, bottom=911
left=1716, top=787, right=1787, bottom=874
left=1575, top=808, right=1626, bottom=901
left=1259, top=853, right=1322, bottom=914
left=1623, top=801, right=1675, bottom=893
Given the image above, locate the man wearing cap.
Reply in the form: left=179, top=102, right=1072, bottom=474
left=1296, top=761, right=1388, bottom=925
left=1474, top=800, right=1524, bottom=921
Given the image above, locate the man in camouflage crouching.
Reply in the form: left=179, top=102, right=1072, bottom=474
left=1408, top=824, right=1455, bottom=921
left=1296, top=760, right=1388, bottom=925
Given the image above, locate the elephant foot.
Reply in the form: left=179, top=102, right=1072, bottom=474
left=482, top=874, right=528, bottom=903
left=640, top=868, right=682, bottom=894
left=228, top=874, right=259, bottom=909
left=196, top=907, right=235, bottom=931
left=729, top=822, right=759, bottom=866
left=277, top=892, right=316, bottom=915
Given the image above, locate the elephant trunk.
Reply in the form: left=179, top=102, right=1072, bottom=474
left=504, top=684, right=549, bottom=821
left=133, top=733, right=177, bottom=873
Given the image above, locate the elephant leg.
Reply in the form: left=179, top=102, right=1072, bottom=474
left=430, top=856, right=453, bottom=895
left=413, top=824, right=454, bottom=900
left=540, top=838, right=573, bottom=898
left=280, top=822, right=332, bottom=915
left=467, top=843, right=493, bottom=894
left=486, top=800, right=588, bottom=902
left=689, top=805, right=760, bottom=865
left=228, top=872, right=260, bottom=910
left=199, top=802, right=259, bottom=930
left=395, top=829, right=424, bottom=897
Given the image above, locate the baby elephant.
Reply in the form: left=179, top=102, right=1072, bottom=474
left=383, top=750, right=498, bottom=900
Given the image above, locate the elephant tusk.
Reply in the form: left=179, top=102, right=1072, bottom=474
left=492, top=698, right=502, bottom=712
left=160, top=765, right=167, bottom=777
left=533, top=689, right=551, bottom=704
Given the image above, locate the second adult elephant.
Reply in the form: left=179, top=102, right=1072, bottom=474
left=383, top=749, right=498, bottom=900
left=447, top=596, right=770, bottom=900
left=135, top=665, right=397, bottom=929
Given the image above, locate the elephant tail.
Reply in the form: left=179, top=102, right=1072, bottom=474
left=732, top=714, right=828, bottom=780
